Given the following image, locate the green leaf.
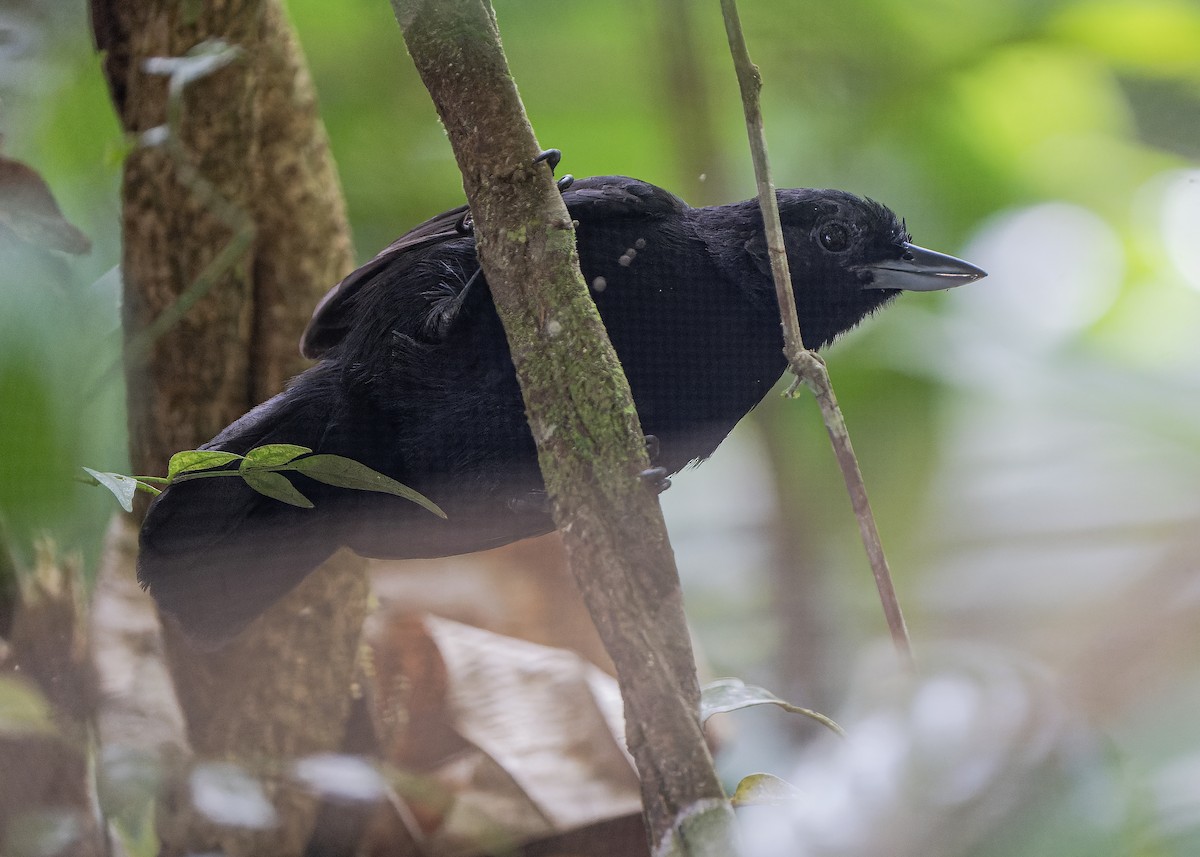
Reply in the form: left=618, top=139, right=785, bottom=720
left=700, top=677, right=844, bottom=737
left=0, top=675, right=56, bottom=736
left=287, top=454, right=447, bottom=519
left=239, top=444, right=312, bottom=470
left=82, top=466, right=140, bottom=513
left=241, top=471, right=313, bottom=508
left=167, top=449, right=244, bottom=478
left=731, top=773, right=802, bottom=808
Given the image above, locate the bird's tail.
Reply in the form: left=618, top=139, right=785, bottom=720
left=137, top=367, right=349, bottom=648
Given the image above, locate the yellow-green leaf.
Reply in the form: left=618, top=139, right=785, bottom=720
left=167, top=449, right=244, bottom=478
left=240, top=444, right=312, bottom=470
left=731, top=773, right=802, bottom=808
left=241, top=470, right=313, bottom=508
left=287, top=454, right=446, bottom=519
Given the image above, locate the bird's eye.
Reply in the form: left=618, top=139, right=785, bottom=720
left=818, top=222, right=850, bottom=253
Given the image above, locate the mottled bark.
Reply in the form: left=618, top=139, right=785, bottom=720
left=249, top=0, right=353, bottom=400
left=391, top=1, right=736, bottom=852
left=93, top=0, right=351, bottom=459
left=156, top=553, right=369, bottom=857
left=98, top=0, right=262, bottom=468
left=93, top=2, right=365, bottom=854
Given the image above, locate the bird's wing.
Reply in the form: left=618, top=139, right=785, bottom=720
left=299, top=177, right=689, bottom=358
left=300, top=203, right=471, bottom=358
left=561, top=175, right=690, bottom=220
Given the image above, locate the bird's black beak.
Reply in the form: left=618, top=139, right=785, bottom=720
left=856, top=242, right=986, bottom=292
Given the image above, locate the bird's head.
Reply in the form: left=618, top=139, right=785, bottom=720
left=750, top=189, right=986, bottom=348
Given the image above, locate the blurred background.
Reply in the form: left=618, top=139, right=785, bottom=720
left=3, top=0, right=1200, bottom=853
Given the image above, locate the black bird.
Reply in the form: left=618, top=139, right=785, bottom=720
left=139, top=175, right=985, bottom=646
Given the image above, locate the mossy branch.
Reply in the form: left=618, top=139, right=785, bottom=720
left=391, top=0, right=738, bottom=851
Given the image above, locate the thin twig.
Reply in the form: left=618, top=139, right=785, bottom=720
left=720, top=0, right=914, bottom=667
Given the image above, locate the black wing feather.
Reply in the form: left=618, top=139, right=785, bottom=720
left=299, top=177, right=687, bottom=358
left=300, top=202, right=471, bottom=358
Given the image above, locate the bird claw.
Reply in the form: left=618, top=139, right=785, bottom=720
left=533, top=149, right=574, bottom=191
left=508, top=435, right=668, bottom=512
left=639, top=466, right=671, bottom=495
left=533, top=148, right=562, bottom=173
left=640, top=436, right=670, bottom=492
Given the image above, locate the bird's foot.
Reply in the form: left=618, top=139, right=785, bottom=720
left=640, top=436, right=670, bottom=493
left=533, top=148, right=562, bottom=172
left=533, top=148, right=574, bottom=191
left=508, top=434, right=669, bottom=511
left=639, top=466, right=672, bottom=495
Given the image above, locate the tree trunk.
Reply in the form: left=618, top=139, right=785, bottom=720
left=92, top=2, right=366, bottom=854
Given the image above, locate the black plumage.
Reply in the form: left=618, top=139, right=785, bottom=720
left=139, top=176, right=984, bottom=645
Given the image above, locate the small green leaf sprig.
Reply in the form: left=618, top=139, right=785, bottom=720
left=82, top=443, right=446, bottom=518
left=699, top=677, right=844, bottom=808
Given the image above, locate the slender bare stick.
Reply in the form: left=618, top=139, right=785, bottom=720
left=720, top=0, right=914, bottom=665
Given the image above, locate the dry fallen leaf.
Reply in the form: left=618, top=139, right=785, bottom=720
left=364, top=612, right=646, bottom=856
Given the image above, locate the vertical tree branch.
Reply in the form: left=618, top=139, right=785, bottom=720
left=391, top=1, right=737, bottom=851
left=101, top=0, right=262, bottom=469
left=249, top=0, right=354, bottom=399
left=720, top=0, right=913, bottom=664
